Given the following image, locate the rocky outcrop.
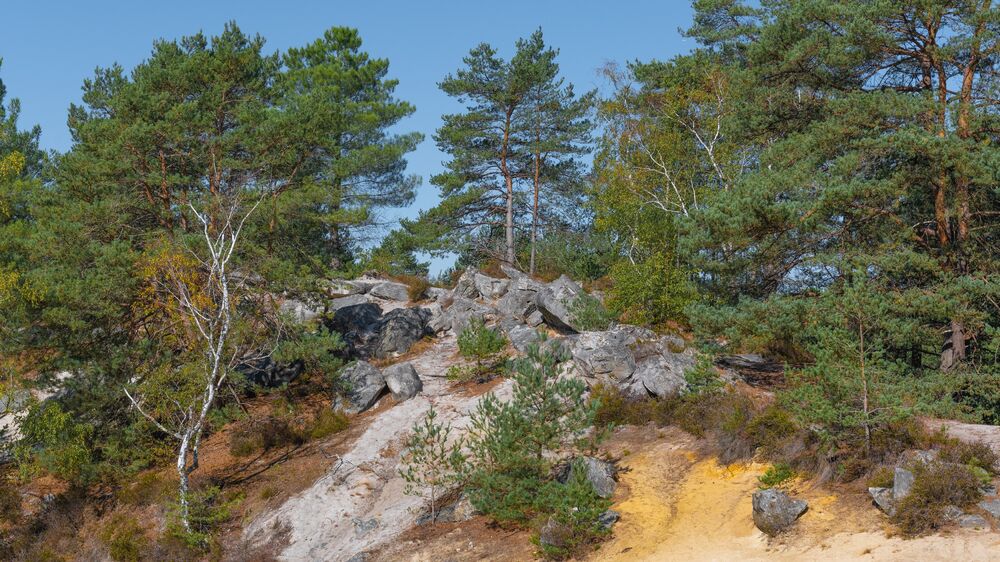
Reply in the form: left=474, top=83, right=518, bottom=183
left=333, top=361, right=387, bottom=414
left=329, top=293, right=370, bottom=311
left=752, top=489, right=808, bottom=536
left=383, top=362, right=422, bottom=402
left=535, top=275, right=585, bottom=333
left=622, top=354, right=690, bottom=399
left=368, top=281, right=410, bottom=302
left=571, top=331, right=636, bottom=384
left=327, top=303, right=432, bottom=359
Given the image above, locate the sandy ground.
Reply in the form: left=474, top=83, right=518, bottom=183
left=587, top=425, right=1000, bottom=562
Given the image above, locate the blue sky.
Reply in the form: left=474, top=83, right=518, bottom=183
left=1, top=0, right=696, bottom=273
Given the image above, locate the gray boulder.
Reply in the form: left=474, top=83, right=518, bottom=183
left=893, top=467, right=915, bottom=500
left=374, top=307, right=432, bottom=358
left=500, top=317, right=541, bottom=352
left=383, top=362, right=422, bottom=401
left=752, top=489, right=808, bottom=536
left=535, top=275, right=585, bottom=333
left=334, top=361, right=386, bottom=414
left=498, top=276, right=544, bottom=322
left=442, top=297, right=496, bottom=334
left=474, top=273, right=509, bottom=300
left=623, top=354, right=691, bottom=399
left=327, top=302, right=384, bottom=358
left=979, top=499, right=1000, bottom=519
left=329, top=293, right=370, bottom=311
left=239, top=357, right=304, bottom=388
left=454, top=267, right=482, bottom=299
left=869, top=487, right=896, bottom=516
left=571, top=331, right=636, bottom=384
left=598, top=510, right=620, bottom=530
left=368, top=281, right=410, bottom=302
left=325, top=279, right=367, bottom=296
left=957, top=514, right=989, bottom=529
left=560, top=457, right=617, bottom=499
left=417, top=493, right=479, bottom=524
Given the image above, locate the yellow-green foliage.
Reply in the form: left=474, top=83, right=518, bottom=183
left=99, top=512, right=149, bottom=562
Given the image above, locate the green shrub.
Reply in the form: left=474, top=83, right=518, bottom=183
left=399, top=407, right=468, bottom=521
left=465, top=343, right=601, bottom=527
left=450, top=319, right=507, bottom=382
left=307, top=409, right=349, bottom=440
left=606, top=252, right=696, bottom=327
left=99, top=512, right=148, bottom=562
left=867, top=466, right=895, bottom=488
left=14, top=401, right=95, bottom=484
left=568, top=293, right=615, bottom=331
left=534, top=460, right=613, bottom=560
left=892, top=462, right=984, bottom=536
left=937, top=440, right=999, bottom=476
left=758, top=463, right=794, bottom=489
left=167, top=486, right=241, bottom=550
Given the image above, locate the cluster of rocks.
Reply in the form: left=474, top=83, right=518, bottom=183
left=333, top=360, right=423, bottom=414
left=868, top=449, right=1000, bottom=529
left=309, top=266, right=699, bottom=414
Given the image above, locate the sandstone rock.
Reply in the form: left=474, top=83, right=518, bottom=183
left=239, top=357, right=304, bottom=388
left=383, top=362, right=422, bottom=401
left=374, top=307, right=432, bottom=358
left=893, top=467, right=915, bottom=500
left=368, top=281, right=409, bottom=302
left=535, top=275, right=585, bottom=333
left=327, top=302, right=384, bottom=358
left=333, top=361, right=386, bottom=414
left=957, top=513, right=989, bottom=529
left=752, top=489, right=808, bottom=536
left=328, top=293, right=370, bottom=311
left=279, top=298, right=322, bottom=323
left=598, top=509, right=620, bottom=530
left=942, top=505, right=965, bottom=521
left=454, top=267, right=482, bottom=299
left=497, top=275, right=543, bottom=321
left=869, top=487, right=896, bottom=516
left=352, top=517, right=379, bottom=538
left=979, top=498, right=1000, bottom=519
left=474, top=273, right=510, bottom=300
left=622, top=354, right=691, bottom=399
left=443, top=297, right=496, bottom=334
left=500, top=317, right=541, bottom=352
left=571, top=331, right=636, bottom=383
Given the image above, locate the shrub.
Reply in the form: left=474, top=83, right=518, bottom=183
left=167, top=486, right=242, bottom=550
left=758, top=463, right=794, bottom=489
left=449, top=319, right=507, bottom=382
left=228, top=417, right=305, bottom=457
left=465, top=343, right=600, bottom=526
left=606, top=252, right=696, bottom=327
left=534, top=460, right=612, bottom=560
left=937, top=440, right=999, bottom=476
left=399, top=406, right=468, bottom=521
left=14, top=401, right=95, bottom=484
left=892, top=462, right=984, bottom=536
left=568, top=293, right=615, bottom=331
left=99, top=512, right=148, bottom=562
left=307, top=409, right=349, bottom=440
left=867, top=466, right=895, bottom=488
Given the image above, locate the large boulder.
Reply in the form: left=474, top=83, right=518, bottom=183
left=374, top=307, right=432, bottom=358
left=383, top=362, right=422, bottom=401
left=327, top=303, right=384, bottom=358
left=500, top=317, right=541, bottom=353
left=979, top=499, right=1000, bottom=520
left=474, top=273, right=509, bottom=300
left=869, top=487, right=896, bottom=516
left=893, top=467, right=915, bottom=501
left=454, top=267, right=482, bottom=299
left=498, top=275, right=544, bottom=322
left=328, top=293, right=370, bottom=311
left=334, top=361, right=386, bottom=414
left=535, top=275, right=585, bottom=333
left=368, top=281, right=410, bottom=302
left=622, top=354, right=690, bottom=399
left=278, top=298, right=322, bottom=324
left=571, top=331, right=636, bottom=384
left=437, top=297, right=496, bottom=334
left=752, top=489, right=808, bottom=536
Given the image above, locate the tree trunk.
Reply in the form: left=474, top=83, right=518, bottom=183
left=499, top=110, right=516, bottom=264
left=530, top=131, right=541, bottom=275
left=177, top=432, right=192, bottom=532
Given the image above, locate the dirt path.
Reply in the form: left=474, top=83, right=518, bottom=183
left=588, top=426, right=1000, bottom=562
left=244, top=335, right=511, bottom=562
